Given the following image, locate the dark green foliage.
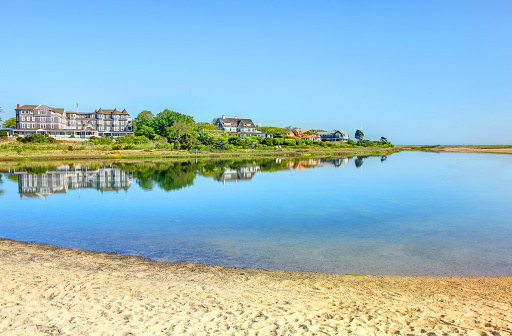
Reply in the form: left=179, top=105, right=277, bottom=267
left=354, top=156, right=365, bottom=168
left=260, top=138, right=273, bottom=146
left=17, top=134, right=56, bottom=143
left=0, top=131, right=7, bottom=138
left=228, top=137, right=243, bottom=147
left=174, top=141, right=181, bottom=150
left=355, top=129, right=364, bottom=141
left=70, top=134, right=76, bottom=139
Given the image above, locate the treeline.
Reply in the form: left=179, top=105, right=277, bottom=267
left=131, top=109, right=392, bottom=151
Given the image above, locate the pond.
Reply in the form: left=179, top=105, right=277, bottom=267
left=1, top=152, right=511, bottom=276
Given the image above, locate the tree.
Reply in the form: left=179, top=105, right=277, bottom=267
left=380, top=136, right=388, bottom=144
left=164, top=121, right=198, bottom=149
left=134, top=110, right=155, bottom=137
left=354, top=156, right=364, bottom=168
left=355, top=129, right=364, bottom=141
left=2, top=117, right=16, bottom=128
left=154, top=109, right=195, bottom=136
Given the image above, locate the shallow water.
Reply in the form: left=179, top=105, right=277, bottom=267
left=1, top=152, right=511, bottom=276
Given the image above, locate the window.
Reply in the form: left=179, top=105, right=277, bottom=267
left=51, top=117, right=54, bottom=122
left=32, top=124, right=36, bottom=128
left=21, top=116, right=25, bottom=121
left=41, top=117, right=46, bottom=122
left=22, top=124, right=25, bottom=129
left=51, top=124, right=54, bottom=129
left=121, top=121, right=125, bottom=125
left=98, top=127, right=103, bottom=131
left=70, top=121, right=75, bottom=125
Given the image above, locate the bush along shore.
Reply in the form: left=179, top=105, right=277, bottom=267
left=0, top=133, right=397, bottom=161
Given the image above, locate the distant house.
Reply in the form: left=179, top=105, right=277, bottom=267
left=214, top=116, right=266, bottom=137
left=317, top=130, right=350, bottom=142
left=292, top=129, right=321, bottom=141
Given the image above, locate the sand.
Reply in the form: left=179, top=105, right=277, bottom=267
left=1, top=238, right=511, bottom=335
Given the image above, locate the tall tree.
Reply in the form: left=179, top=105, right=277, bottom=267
left=164, top=121, right=198, bottom=149
left=134, top=110, right=155, bottom=137
left=154, top=109, right=195, bottom=136
left=380, top=136, right=388, bottom=143
left=355, top=129, right=364, bottom=141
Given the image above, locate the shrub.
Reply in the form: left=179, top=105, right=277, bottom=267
left=115, top=134, right=135, bottom=144
left=155, top=142, right=172, bottom=150
left=70, top=134, right=75, bottom=139
left=228, top=137, right=243, bottom=147
left=17, top=134, right=56, bottom=144
left=112, top=143, right=122, bottom=150
left=123, top=144, right=136, bottom=150
left=273, top=138, right=284, bottom=146
left=0, top=131, right=8, bottom=138
left=260, top=138, right=273, bottom=146
left=284, top=139, right=296, bottom=146
left=174, top=141, right=181, bottom=150
left=193, top=144, right=206, bottom=151
left=133, top=135, right=150, bottom=144
left=97, top=136, right=113, bottom=145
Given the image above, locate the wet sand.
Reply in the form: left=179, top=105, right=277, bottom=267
left=1, top=238, right=511, bottom=335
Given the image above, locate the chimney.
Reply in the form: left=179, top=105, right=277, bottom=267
left=17, top=104, right=20, bottom=109
left=222, top=115, right=225, bottom=119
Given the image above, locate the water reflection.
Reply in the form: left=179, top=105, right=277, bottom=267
left=2, top=156, right=366, bottom=197
left=13, top=165, right=133, bottom=198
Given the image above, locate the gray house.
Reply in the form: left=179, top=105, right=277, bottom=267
left=214, top=116, right=266, bottom=137
left=317, top=130, right=350, bottom=142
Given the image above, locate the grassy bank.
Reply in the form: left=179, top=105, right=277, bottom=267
left=0, top=139, right=398, bottom=162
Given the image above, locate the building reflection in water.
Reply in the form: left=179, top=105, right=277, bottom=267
left=216, top=157, right=350, bottom=184
left=216, top=166, right=260, bottom=184
left=15, top=165, right=133, bottom=198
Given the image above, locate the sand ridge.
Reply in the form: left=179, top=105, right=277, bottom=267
left=1, top=238, right=511, bottom=335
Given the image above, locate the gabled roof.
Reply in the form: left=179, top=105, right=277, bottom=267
left=16, top=105, right=39, bottom=110
left=16, top=104, right=66, bottom=114
left=93, top=108, right=129, bottom=115
left=317, top=130, right=349, bottom=137
left=217, top=117, right=256, bottom=128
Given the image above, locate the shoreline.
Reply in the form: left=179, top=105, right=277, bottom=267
left=1, top=238, right=511, bottom=335
left=0, top=145, right=511, bottom=162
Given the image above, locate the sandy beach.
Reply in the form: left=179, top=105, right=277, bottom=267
left=1, top=238, right=511, bottom=335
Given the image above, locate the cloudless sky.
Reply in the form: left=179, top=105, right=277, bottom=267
left=1, top=0, right=511, bottom=144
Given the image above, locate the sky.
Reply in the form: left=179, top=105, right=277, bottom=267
left=0, top=0, right=511, bottom=145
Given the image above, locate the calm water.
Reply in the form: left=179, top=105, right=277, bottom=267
left=1, top=152, right=511, bottom=276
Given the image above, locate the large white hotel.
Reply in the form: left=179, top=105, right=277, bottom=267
left=14, top=104, right=133, bottom=139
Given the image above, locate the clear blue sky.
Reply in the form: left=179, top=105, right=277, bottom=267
left=1, top=0, right=511, bottom=144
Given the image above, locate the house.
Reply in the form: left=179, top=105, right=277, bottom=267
left=14, top=104, right=133, bottom=139
left=317, top=130, right=350, bottom=142
left=291, top=129, right=321, bottom=141
left=214, top=116, right=266, bottom=137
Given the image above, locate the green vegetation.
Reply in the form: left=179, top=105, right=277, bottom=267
left=0, top=108, right=396, bottom=159
left=2, top=117, right=16, bottom=128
